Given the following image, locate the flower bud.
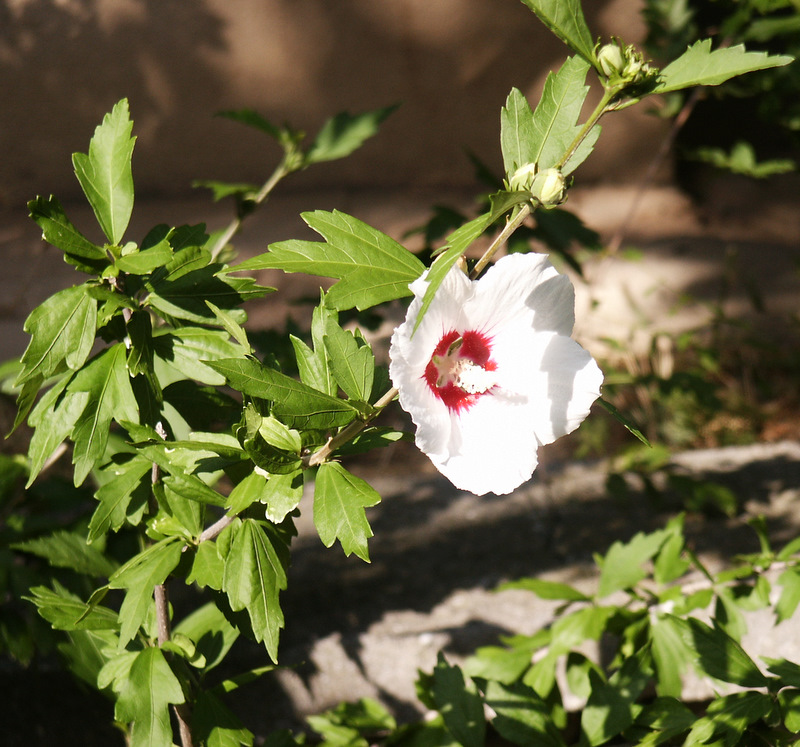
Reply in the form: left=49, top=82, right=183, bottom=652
left=597, top=40, right=653, bottom=89
left=597, top=42, right=626, bottom=78
left=508, top=162, right=538, bottom=192
left=530, top=168, right=566, bottom=208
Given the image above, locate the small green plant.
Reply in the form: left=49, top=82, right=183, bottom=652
left=302, top=517, right=800, bottom=746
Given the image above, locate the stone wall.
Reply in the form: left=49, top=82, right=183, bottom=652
left=1, top=0, right=666, bottom=207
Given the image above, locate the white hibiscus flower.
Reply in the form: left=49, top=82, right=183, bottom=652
left=389, top=252, right=603, bottom=496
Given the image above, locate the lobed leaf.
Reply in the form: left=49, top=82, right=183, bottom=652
left=431, top=654, right=486, bottom=747
left=222, top=519, right=290, bottom=662
left=69, top=343, right=140, bottom=486
left=72, top=98, right=136, bottom=245
left=109, top=538, right=184, bottom=647
left=16, top=285, right=97, bottom=387
left=115, top=241, right=174, bottom=274
left=13, top=530, right=117, bottom=577
left=26, top=583, right=119, bottom=631
left=306, top=105, right=397, bottom=164
left=207, top=357, right=359, bottom=430
left=26, top=377, right=88, bottom=485
left=314, top=462, right=381, bottom=562
left=89, top=457, right=152, bottom=542
left=234, top=210, right=425, bottom=311
left=324, top=315, right=375, bottom=402
left=581, top=657, right=652, bottom=746
left=655, top=40, right=794, bottom=94
left=501, top=56, right=598, bottom=177
left=483, top=679, right=565, bottom=746
left=28, top=195, right=108, bottom=273
left=666, top=615, right=768, bottom=688
left=597, top=527, right=671, bottom=597
left=115, top=647, right=186, bottom=747
left=518, top=0, right=596, bottom=63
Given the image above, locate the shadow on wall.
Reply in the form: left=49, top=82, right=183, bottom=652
left=0, top=0, right=228, bottom=204
left=0, top=0, right=649, bottom=207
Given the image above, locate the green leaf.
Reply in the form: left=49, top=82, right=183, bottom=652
left=332, top=426, right=410, bottom=458
left=653, top=516, right=690, bottom=585
left=655, top=40, right=794, bottom=94
left=207, top=357, right=359, bottom=430
left=192, top=689, right=254, bottom=747
left=764, top=657, right=800, bottom=688
left=162, top=472, right=227, bottom=508
left=89, top=457, right=152, bottom=541
left=186, top=541, right=225, bottom=591
left=26, top=377, right=89, bottom=485
left=431, top=654, right=486, bottom=747
left=465, top=644, right=536, bottom=685
left=222, top=519, right=290, bottom=662
left=597, top=527, right=670, bottom=597
left=776, top=567, right=800, bottom=623
left=684, top=691, right=772, bottom=747
left=193, top=180, right=259, bottom=202
left=632, top=697, right=696, bottom=745
left=115, top=647, right=186, bottom=747
left=154, top=326, right=244, bottom=386
left=173, top=602, right=239, bottom=673
left=483, top=679, right=565, bottom=746
left=109, top=538, right=184, bottom=647
left=314, top=462, right=381, bottom=562
left=501, top=57, right=597, bottom=177
left=581, top=657, right=652, bottom=746
left=324, top=315, right=375, bottom=402
left=597, top=397, right=651, bottom=446
left=28, top=195, right=108, bottom=272
left=72, top=98, right=136, bottom=245
left=306, top=105, right=397, bottom=164
left=498, top=578, right=590, bottom=601
left=206, top=300, right=252, bottom=351
left=146, top=246, right=271, bottom=324
left=778, top=688, right=800, bottom=733
left=227, top=470, right=269, bottom=515
left=649, top=614, right=690, bottom=698
left=217, top=108, right=282, bottom=140
left=26, top=583, right=119, bottom=631
left=235, top=210, right=425, bottom=311
left=115, top=241, right=174, bottom=274
left=16, top=285, right=97, bottom=386
left=263, top=470, right=304, bottom=524
left=518, top=0, right=596, bottom=62
left=292, top=298, right=337, bottom=396
left=13, top=529, right=117, bottom=577
left=666, top=615, right=768, bottom=688
left=688, top=140, right=795, bottom=179
left=549, top=606, right=617, bottom=656
left=411, top=213, right=494, bottom=333
left=69, top=343, right=139, bottom=485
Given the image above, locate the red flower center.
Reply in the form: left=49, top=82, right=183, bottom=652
left=424, top=329, right=498, bottom=412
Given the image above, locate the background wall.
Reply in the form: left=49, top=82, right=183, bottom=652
left=1, top=0, right=666, bottom=208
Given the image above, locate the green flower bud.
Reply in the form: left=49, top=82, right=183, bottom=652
left=597, top=39, right=654, bottom=89
left=530, top=168, right=566, bottom=208
left=597, top=42, right=626, bottom=78
left=508, top=162, right=538, bottom=192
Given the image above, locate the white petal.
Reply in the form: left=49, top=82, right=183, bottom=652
left=493, top=330, right=603, bottom=446
left=433, top=394, right=539, bottom=496
left=469, top=253, right=576, bottom=336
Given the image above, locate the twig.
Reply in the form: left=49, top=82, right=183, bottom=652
left=199, top=513, right=235, bottom=543
left=149, top=422, right=194, bottom=747
left=606, top=87, right=703, bottom=254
